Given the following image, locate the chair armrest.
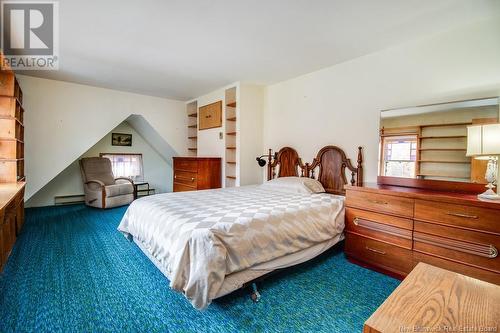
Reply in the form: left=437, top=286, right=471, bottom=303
left=85, top=180, right=105, bottom=188
left=115, top=177, right=134, bottom=185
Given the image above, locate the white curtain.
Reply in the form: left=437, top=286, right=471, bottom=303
left=102, top=154, right=144, bottom=181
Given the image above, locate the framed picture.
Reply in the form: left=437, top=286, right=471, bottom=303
left=112, top=133, right=132, bottom=146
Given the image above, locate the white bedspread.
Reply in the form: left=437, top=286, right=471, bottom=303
left=118, top=185, right=344, bottom=309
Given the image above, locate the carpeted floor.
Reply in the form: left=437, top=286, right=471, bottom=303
left=0, top=204, right=399, bottom=333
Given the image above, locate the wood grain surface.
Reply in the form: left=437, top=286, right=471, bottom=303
left=364, top=263, right=500, bottom=333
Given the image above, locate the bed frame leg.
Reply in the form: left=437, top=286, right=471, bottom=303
left=250, top=283, right=261, bottom=303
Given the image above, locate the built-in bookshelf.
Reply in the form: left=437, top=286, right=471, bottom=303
left=0, top=70, right=24, bottom=183
left=224, top=86, right=237, bottom=187
left=186, top=101, right=198, bottom=156
left=417, top=122, right=471, bottom=181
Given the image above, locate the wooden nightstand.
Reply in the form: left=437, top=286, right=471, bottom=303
left=364, top=263, right=500, bottom=333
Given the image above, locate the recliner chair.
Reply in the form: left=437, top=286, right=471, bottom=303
left=79, top=157, right=134, bottom=208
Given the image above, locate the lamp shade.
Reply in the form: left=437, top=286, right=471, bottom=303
left=466, top=123, right=500, bottom=157
left=483, top=124, right=500, bottom=155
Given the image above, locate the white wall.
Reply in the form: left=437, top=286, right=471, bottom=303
left=19, top=76, right=186, bottom=200
left=26, top=121, right=171, bottom=207
left=263, top=17, right=500, bottom=183
left=239, top=84, right=265, bottom=186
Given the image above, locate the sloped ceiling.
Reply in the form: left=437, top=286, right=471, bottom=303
left=18, top=0, right=500, bottom=100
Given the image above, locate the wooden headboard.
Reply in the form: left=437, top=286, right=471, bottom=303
left=307, top=146, right=363, bottom=195
left=267, top=147, right=306, bottom=179
left=266, top=146, right=363, bottom=195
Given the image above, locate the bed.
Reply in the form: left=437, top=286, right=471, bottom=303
left=118, top=146, right=363, bottom=309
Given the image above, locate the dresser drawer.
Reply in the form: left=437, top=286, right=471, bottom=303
left=414, top=231, right=499, bottom=273
left=346, top=190, right=414, bottom=218
left=345, top=233, right=413, bottom=276
left=174, top=170, right=198, bottom=186
left=414, top=252, right=500, bottom=285
left=173, top=182, right=196, bottom=192
left=173, top=158, right=198, bottom=172
left=415, top=199, right=499, bottom=234
left=346, top=208, right=412, bottom=249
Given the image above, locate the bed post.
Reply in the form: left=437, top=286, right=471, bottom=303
left=267, top=148, right=273, bottom=181
left=356, top=146, right=363, bottom=186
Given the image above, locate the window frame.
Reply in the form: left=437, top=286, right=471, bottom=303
left=99, top=152, right=144, bottom=181
left=380, top=135, right=418, bottom=178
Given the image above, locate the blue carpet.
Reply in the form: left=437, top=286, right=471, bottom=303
left=0, top=204, right=399, bottom=333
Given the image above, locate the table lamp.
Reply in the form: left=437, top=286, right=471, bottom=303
left=466, top=123, right=500, bottom=200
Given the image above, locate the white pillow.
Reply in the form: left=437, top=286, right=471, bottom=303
left=262, top=177, right=325, bottom=194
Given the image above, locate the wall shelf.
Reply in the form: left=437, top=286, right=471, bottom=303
left=186, top=100, right=198, bottom=156
left=420, top=136, right=467, bottom=139
left=418, top=148, right=466, bottom=151
left=417, top=173, right=468, bottom=179
left=418, top=160, right=471, bottom=164
left=420, top=122, right=472, bottom=128
left=224, top=87, right=238, bottom=187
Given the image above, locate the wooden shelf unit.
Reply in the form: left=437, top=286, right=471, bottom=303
left=186, top=101, right=198, bottom=156
left=224, top=87, right=237, bottom=187
left=0, top=70, right=24, bottom=182
left=0, top=57, right=26, bottom=274
left=416, top=122, right=470, bottom=182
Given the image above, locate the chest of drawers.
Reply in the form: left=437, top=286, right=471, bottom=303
left=172, top=157, right=221, bottom=192
left=345, top=184, right=500, bottom=284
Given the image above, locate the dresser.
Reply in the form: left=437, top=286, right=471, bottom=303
left=172, top=157, right=222, bottom=192
left=345, top=183, right=500, bottom=285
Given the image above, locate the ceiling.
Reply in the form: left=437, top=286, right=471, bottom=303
left=18, top=0, right=499, bottom=100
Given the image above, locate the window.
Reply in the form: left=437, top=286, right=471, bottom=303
left=381, top=136, right=417, bottom=178
left=100, top=153, right=144, bottom=181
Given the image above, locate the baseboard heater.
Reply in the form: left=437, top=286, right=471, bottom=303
left=54, top=194, right=85, bottom=206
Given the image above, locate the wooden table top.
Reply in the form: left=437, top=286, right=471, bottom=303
left=364, top=262, right=500, bottom=333
left=0, top=182, right=25, bottom=211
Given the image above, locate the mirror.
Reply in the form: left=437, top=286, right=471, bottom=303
left=379, top=97, right=499, bottom=183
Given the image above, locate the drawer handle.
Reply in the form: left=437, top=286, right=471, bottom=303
left=489, top=245, right=498, bottom=259
left=446, top=212, right=478, bottom=219
left=365, top=246, right=386, bottom=255
left=369, top=199, right=388, bottom=205
left=414, top=233, right=498, bottom=259
left=352, top=217, right=412, bottom=240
